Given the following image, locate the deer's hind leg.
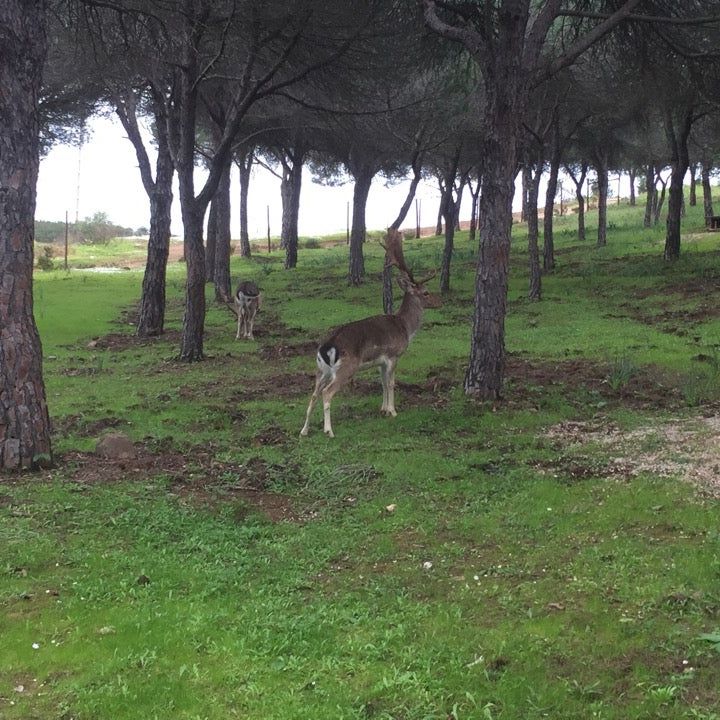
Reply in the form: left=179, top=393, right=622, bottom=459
left=245, top=302, right=258, bottom=339
left=235, top=305, right=245, bottom=340
left=300, top=374, right=322, bottom=436
left=300, top=369, right=333, bottom=436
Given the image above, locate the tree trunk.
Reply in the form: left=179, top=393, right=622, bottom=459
left=464, top=80, right=521, bottom=400
left=468, top=176, right=481, bottom=244
left=348, top=166, right=373, bottom=286
left=521, top=165, right=532, bottom=223
left=114, top=88, right=175, bottom=338
left=543, top=121, right=560, bottom=272
left=664, top=109, right=693, bottom=260
left=440, top=149, right=461, bottom=294
left=566, top=162, right=587, bottom=242
left=689, top=162, right=697, bottom=206
left=137, top=185, right=172, bottom=336
left=702, top=162, right=714, bottom=226
left=0, top=0, right=53, bottom=469
left=643, top=164, right=654, bottom=228
left=205, top=196, right=218, bottom=279
left=654, top=174, right=667, bottom=225
left=281, top=151, right=303, bottom=270
left=527, top=162, right=542, bottom=301
left=439, top=194, right=455, bottom=294
left=595, top=154, right=608, bottom=247
left=454, top=177, right=466, bottom=231
left=213, top=158, right=232, bottom=300
left=178, top=206, right=206, bottom=361
left=237, top=151, right=252, bottom=257
left=628, top=167, right=636, bottom=206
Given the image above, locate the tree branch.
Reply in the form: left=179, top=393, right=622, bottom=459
left=537, top=0, right=644, bottom=84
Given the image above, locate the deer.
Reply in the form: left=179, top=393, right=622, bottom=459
left=233, top=280, right=261, bottom=340
left=300, top=229, right=441, bottom=438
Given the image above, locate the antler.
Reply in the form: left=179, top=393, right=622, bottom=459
left=381, top=228, right=414, bottom=281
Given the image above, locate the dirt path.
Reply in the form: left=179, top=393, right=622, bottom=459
left=541, top=415, right=720, bottom=497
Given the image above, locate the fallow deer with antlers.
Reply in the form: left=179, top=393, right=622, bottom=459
left=300, top=229, right=441, bottom=438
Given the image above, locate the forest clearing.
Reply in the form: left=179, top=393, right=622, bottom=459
left=2, top=200, right=720, bottom=719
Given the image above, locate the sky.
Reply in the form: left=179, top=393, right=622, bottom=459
left=35, top=115, right=455, bottom=238
left=36, top=115, right=620, bottom=239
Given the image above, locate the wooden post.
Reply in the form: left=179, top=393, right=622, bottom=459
left=64, top=210, right=69, bottom=271
left=266, top=205, right=270, bottom=253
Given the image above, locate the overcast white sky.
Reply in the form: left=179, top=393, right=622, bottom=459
left=36, top=115, right=457, bottom=238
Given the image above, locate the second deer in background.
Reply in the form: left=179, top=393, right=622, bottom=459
left=234, top=281, right=261, bottom=340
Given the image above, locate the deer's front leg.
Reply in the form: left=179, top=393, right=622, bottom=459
left=380, top=359, right=397, bottom=416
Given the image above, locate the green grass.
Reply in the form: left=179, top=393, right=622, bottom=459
left=3, top=196, right=720, bottom=719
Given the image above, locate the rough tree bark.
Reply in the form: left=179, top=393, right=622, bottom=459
left=280, top=147, right=304, bottom=270
left=526, top=160, right=543, bottom=301
left=628, top=167, right=636, bottom=206
left=213, top=159, right=232, bottom=300
left=664, top=108, right=693, bottom=260
left=521, top=165, right=531, bottom=223
left=115, top=88, right=174, bottom=337
left=237, top=149, right=253, bottom=257
left=439, top=149, right=462, bottom=295
left=138, top=183, right=173, bottom=336
left=423, top=0, right=643, bottom=400
left=463, top=78, right=523, bottom=399
left=566, top=162, right=587, bottom=242
left=643, top=164, right=655, bottom=228
left=654, top=172, right=668, bottom=226
left=0, top=0, right=53, bottom=470
left=689, top=162, right=697, bottom=206
left=702, top=162, right=714, bottom=226
left=205, top=197, right=218, bottom=280
left=594, top=151, right=609, bottom=247
left=468, top=174, right=481, bottom=244
left=348, top=163, right=374, bottom=286
left=543, top=118, right=561, bottom=271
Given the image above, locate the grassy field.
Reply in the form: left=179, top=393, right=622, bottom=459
left=2, top=199, right=720, bottom=719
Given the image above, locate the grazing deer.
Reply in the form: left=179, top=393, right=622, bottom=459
left=234, top=281, right=261, bottom=340
left=300, top=229, right=441, bottom=438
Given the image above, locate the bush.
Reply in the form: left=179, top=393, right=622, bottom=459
left=36, top=245, right=55, bottom=271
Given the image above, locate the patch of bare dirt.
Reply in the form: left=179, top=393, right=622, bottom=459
left=51, top=442, right=309, bottom=522
left=540, top=415, right=720, bottom=496
left=52, top=415, right=126, bottom=437
left=259, top=339, right=319, bottom=362
left=342, top=374, right=457, bottom=410
left=617, top=276, right=720, bottom=334
left=86, top=329, right=182, bottom=352
left=505, top=356, right=684, bottom=410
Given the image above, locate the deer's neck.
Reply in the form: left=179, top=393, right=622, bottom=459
left=396, top=292, right=424, bottom=341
